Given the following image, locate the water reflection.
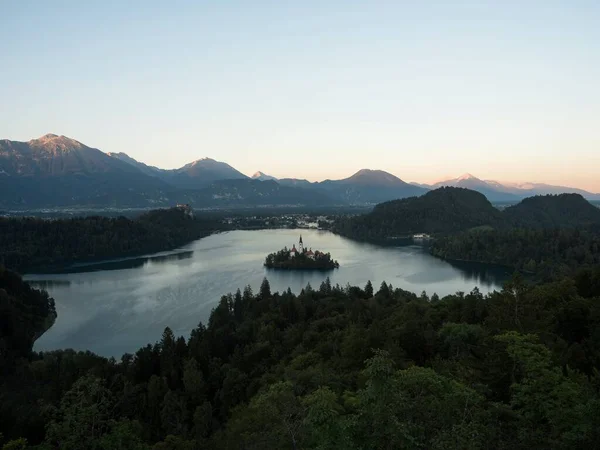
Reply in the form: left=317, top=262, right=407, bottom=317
left=27, top=279, right=72, bottom=288
left=46, top=251, right=194, bottom=274
left=447, top=260, right=512, bottom=289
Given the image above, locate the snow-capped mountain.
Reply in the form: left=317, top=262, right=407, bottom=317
left=429, top=174, right=600, bottom=201
left=430, top=173, right=520, bottom=202
left=252, top=171, right=278, bottom=181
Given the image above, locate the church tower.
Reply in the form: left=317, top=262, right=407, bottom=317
left=299, top=235, right=304, bottom=252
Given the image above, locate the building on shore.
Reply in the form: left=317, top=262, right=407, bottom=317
left=413, top=233, right=431, bottom=241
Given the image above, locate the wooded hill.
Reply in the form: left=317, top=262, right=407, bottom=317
left=333, top=187, right=502, bottom=241
left=0, top=207, right=220, bottom=273
left=334, top=188, right=600, bottom=242
left=503, top=193, right=600, bottom=228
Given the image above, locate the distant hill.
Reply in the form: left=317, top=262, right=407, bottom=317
left=252, top=171, right=277, bottom=181
left=503, top=194, right=600, bottom=228
left=317, top=169, right=427, bottom=204
left=333, top=187, right=502, bottom=241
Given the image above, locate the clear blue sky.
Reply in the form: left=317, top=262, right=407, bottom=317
left=1, top=1, right=599, bottom=190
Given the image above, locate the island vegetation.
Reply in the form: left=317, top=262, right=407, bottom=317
left=264, top=236, right=339, bottom=270
left=264, top=248, right=339, bottom=270
left=0, top=207, right=220, bottom=273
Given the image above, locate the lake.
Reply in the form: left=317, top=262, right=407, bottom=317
left=27, top=229, right=510, bottom=357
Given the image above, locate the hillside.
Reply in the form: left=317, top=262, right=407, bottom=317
left=333, top=187, right=502, bottom=241
left=503, top=193, right=600, bottom=228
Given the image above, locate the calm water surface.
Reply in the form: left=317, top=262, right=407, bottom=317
left=27, top=230, right=509, bottom=357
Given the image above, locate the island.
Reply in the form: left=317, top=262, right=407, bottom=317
left=264, top=235, right=339, bottom=270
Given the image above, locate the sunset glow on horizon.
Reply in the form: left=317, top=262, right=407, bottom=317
left=1, top=1, right=599, bottom=191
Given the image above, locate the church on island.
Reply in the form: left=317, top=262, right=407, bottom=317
left=289, top=235, right=322, bottom=260
left=264, top=235, right=339, bottom=270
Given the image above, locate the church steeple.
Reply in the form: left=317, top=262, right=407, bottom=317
left=299, top=235, right=304, bottom=252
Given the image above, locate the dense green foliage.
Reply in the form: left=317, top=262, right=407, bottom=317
left=333, top=187, right=502, bottom=241
left=0, top=208, right=219, bottom=273
left=503, top=193, right=600, bottom=228
left=3, top=269, right=600, bottom=448
left=431, top=228, right=600, bottom=279
left=264, top=249, right=339, bottom=270
left=0, top=268, right=56, bottom=367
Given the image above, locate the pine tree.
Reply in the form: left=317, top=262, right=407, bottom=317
left=259, top=277, right=271, bottom=299
left=365, top=280, right=374, bottom=298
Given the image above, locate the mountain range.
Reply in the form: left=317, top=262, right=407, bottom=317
left=1, top=134, right=598, bottom=209
left=417, top=173, right=600, bottom=202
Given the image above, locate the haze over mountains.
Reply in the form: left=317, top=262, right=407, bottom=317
left=0, top=134, right=598, bottom=209
left=421, top=173, right=600, bottom=202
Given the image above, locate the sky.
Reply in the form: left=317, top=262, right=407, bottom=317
left=1, top=1, right=599, bottom=191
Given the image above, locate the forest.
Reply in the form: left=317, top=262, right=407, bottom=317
left=2, top=265, right=600, bottom=449
left=431, top=227, right=600, bottom=280
left=0, top=208, right=220, bottom=273
left=333, top=187, right=502, bottom=242
left=503, top=193, right=600, bottom=228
